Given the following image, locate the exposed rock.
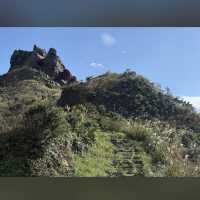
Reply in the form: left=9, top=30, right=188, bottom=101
left=42, top=48, right=65, bottom=78
left=8, top=45, right=77, bottom=85
left=54, top=69, right=77, bottom=84
left=10, top=50, right=32, bottom=71
left=33, top=45, right=47, bottom=57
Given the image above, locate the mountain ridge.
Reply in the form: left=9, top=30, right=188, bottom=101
left=0, top=46, right=200, bottom=177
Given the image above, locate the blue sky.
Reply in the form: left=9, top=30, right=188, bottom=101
left=0, top=28, right=200, bottom=109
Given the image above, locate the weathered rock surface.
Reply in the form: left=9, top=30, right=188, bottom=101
left=8, top=45, right=77, bottom=85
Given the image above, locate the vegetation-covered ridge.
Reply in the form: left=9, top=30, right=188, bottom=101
left=0, top=47, right=200, bottom=176
left=59, top=71, right=200, bottom=132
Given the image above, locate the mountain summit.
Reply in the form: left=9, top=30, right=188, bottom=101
left=1, top=45, right=77, bottom=86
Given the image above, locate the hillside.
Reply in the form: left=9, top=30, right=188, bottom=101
left=59, top=71, right=200, bottom=131
left=0, top=46, right=200, bottom=176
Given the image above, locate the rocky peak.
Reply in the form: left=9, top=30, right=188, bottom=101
left=47, top=48, right=57, bottom=56
left=42, top=47, right=65, bottom=77
left=9, top=45, right=77, bottom=85
left=33, top=45, right=47, bottom=57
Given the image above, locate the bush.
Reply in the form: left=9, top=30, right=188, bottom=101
left=0, top=103, right=75, bottom=176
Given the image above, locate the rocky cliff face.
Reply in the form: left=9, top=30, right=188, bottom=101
left=8, top=45, right=77, bottom=85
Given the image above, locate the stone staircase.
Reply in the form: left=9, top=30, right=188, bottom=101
left=111, top=137, right=144, bottom=176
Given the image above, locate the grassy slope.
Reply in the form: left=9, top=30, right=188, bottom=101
left=58, top=71, right=200, bottom=176
left=0, top=78, right=61, bottom=133
left=0, top=70, right=200, bottom=176
left=59, top=71, right=200, bottom=131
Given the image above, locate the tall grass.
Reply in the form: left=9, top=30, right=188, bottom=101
left=73, top=131, right=116, bottom=177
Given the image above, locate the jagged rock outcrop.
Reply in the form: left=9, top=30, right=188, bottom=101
left=8, top=45, right=77, bottom=85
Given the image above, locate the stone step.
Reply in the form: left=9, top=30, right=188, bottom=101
left=117, top=149, right=134, bottom=152
left=112, top=136, right=146, bottom=176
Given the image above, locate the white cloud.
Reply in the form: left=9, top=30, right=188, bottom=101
left=90, top=62, right=105, bottom=68
left=181, top=96, right=200, bottom=111
left=101, top=33, right=116, bottom=46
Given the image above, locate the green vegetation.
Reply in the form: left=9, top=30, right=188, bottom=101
left=1, top=68, right=200, bottom=176
left=73, top=131, right=116, bottom=177
left=59, top=71, right=200, bottom=132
